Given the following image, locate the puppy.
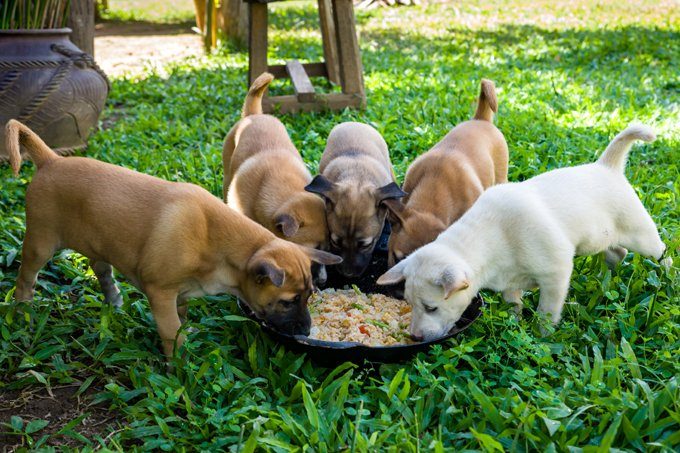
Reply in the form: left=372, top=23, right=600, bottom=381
left=7, top=120, right=341, bottom=358
left=305, top=122, right=405, bottom=277
left=384, top=80, right=509, bottom=266
left=378, top=125, right=664, bottom=341
left=223, top=73, right=328, bottom=252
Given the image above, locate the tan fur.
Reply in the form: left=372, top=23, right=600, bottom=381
left=8, top=121, right=340, bottom=358
left=386, top=80, right=509, bottom=266
left=309, top=122, right=402, bottom=277
left=223, top=73, right=328, bottom=249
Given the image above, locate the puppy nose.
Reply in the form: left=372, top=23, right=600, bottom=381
left=410, top=333, right=424, bottom=342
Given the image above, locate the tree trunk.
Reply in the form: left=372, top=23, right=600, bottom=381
left=68, top=0, right=95, bottom=57
left=219, top=0, right=249, bottom=49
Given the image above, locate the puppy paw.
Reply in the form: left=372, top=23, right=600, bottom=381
left=660, top=256, right=673, bottom=272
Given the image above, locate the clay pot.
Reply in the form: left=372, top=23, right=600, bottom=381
left=0, top=28, right=109, bottom=160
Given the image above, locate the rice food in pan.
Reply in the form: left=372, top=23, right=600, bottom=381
left=308, top=287, right=414, bottom=346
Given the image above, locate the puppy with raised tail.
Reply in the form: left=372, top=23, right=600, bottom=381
left=224, top=73, right=328, bottom=253
left=378, top=125, right=665, bottom=341
left=384, top=79, right=509, bottom=266
left=7, top=120, right=341, bottom=358
left=305, top=122, right=406, bottom=277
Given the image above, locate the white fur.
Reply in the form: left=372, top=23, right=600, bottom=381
left=379, top=124, right=665, bottom=340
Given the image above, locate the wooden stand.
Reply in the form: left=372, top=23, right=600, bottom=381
left=246, top=0, right=366, bottom=113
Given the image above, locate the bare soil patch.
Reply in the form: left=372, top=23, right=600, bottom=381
left=0, top=384, right=120, bottom=450
left=94, top=20, right=203, bottom=77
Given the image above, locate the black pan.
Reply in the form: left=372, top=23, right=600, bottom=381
left=238, top=223, right=484, bottom=363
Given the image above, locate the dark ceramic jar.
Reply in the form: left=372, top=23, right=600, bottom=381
left=0, top=28, right=109, bottom=160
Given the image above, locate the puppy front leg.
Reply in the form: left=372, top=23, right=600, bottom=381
left=536, top=271, right=572, bottom=326
left=502, top=289, right=524, bottom=316
left=91, top=260, right=123, bottom=308
left=146, top=286, right=183, bottom=358
left=604, top=246, right=627, bottom=270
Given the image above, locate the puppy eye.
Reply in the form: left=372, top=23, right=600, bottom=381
left=357, top=238, right=373, bottom=249
left=423, top=305, right=438, bottom=313
left=280, top=297, right=299, bottom=308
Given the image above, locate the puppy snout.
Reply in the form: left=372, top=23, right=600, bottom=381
left=410, top=333, right=424, bottom=342
left=295, top=322, right=311, bottom=336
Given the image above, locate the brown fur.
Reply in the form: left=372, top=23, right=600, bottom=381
left=7, top=120, right=340, bottom=358
left=223, top=73, right=328, bottom=249
left=385, top=80, right=509, bottom=266
left=306, top=122, right=404, bottom=277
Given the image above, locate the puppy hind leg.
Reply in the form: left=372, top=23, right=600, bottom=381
left=619, top=197, right=665, bottom=260
left=91, top=260, right=123, bottom=308
left=15, top=229, right=57, bottom=302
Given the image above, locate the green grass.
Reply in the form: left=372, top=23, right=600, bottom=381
left=1, top=0, right=679, bottom=450
left=99, top=0, right=195, bottom=24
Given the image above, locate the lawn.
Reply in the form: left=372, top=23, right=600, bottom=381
left=1, top=0, right=679, bottom=450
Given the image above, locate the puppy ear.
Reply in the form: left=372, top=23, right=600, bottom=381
left=382, top=198, right=406, bottom=227
left=435, top=269, right=469, bottom=299
left=305, top=175, right=336, bottom=203
left=377, top=259, right=407, bottom=285
left=375, top=182, right=407, bottom=205
left=301, top=246, right=343, bottom=265
left=252, top=261, right=285, bottom=287
left=275, top=213, right=300, bottom=238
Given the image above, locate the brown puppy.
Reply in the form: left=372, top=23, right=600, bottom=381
left=383, top=79, right=509, bottom=267
left=305, top=122, right=405, bottom=277
left=223, top=73, right=327, bottom=251
left=7, top=120, right=341, bottom=358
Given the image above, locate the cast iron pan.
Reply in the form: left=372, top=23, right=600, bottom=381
left=238, top=223, right=484, bottom=363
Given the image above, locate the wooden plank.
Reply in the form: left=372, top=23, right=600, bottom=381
left=263, top=93, right=363, bottom=113
left=332, top=0, right=365, bottom=99
left=318, top=0, right=340, bottom=85
left=268, top=62, right=327, bottom=79
left=248, top=3, right=269, bottom=85
left=285, top=60, right=316, bottom=102
left=68, top=0, right=95, bottom=56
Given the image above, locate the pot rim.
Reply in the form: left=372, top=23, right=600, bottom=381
left=0, top=27, right=72, bottom=35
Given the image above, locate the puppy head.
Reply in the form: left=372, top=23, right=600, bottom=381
left=241, top=238, right=342, bottom=335
left=377, top=247, right=473, bottom=341
left=383, top=200, right=448, bottom=267
left=273, top=192, right=328, bottom=249
left=306, top=175, right=405, bottom=277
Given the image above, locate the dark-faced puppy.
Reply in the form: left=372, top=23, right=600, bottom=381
left=306, top=122, right=405, bottom=277
left=384, top=79, right=509, bottom=267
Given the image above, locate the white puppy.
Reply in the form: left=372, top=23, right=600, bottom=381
left=377, top=125, right=665, bottom=341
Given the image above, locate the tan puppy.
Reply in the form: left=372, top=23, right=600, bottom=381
left=223, top=73, right=327, bottom=251
left=384, top=80, right=509, bottom=267
left=7, top=120, right=341, bottom=358
left=305, top=122, right=405, bottom=277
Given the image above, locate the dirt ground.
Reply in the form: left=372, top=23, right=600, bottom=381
left=0, top=385, right=119, bottom=450
left=94, top=21, right=203, bottom=77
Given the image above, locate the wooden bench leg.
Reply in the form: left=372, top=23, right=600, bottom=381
left=332, top=0, right=364, bottom=100
left=248, top=2, right=268, bottom=85
left=318, top=0, right=340, bottom=85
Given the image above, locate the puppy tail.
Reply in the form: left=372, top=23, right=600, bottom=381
left=473, top=79, right=498, bottom=122
left=5, top=120, right=60, bottom=176
left=242, top=72, right=274, bottom=117
left=597, top=124, right=656, bottom=172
